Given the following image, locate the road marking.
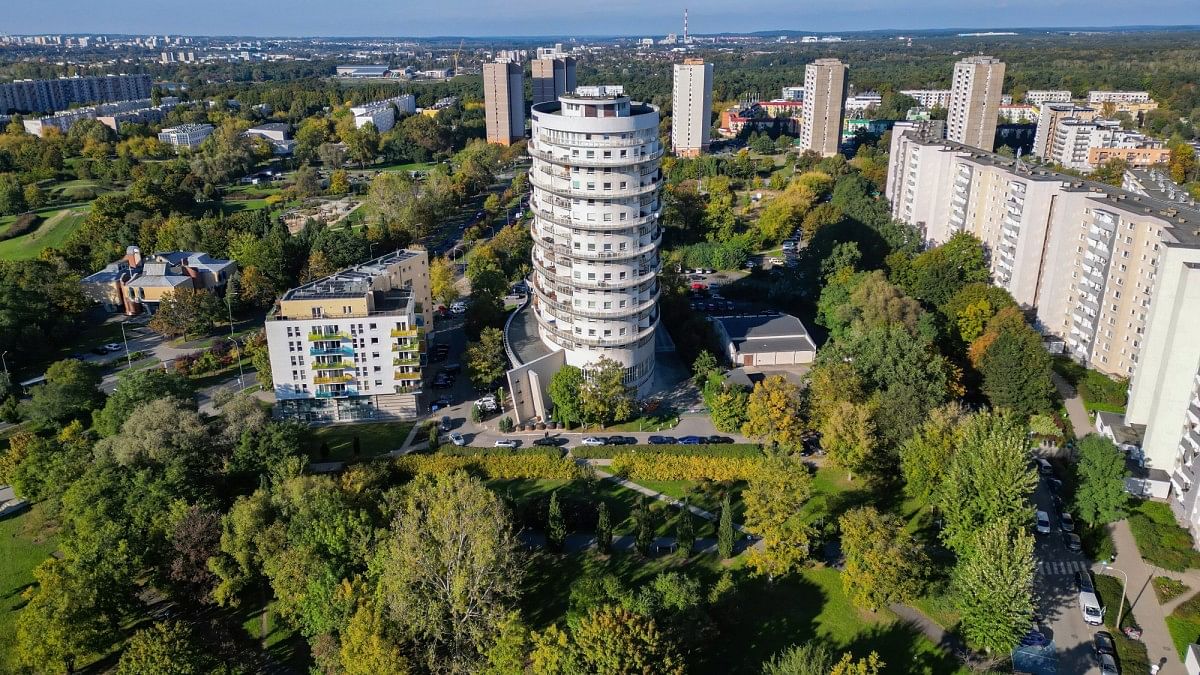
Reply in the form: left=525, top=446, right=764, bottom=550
left=1037, top=560, right=1089, bottom=575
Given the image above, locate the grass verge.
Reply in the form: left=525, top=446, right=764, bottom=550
left=1127, top=500, right=1200, bottom=571
left=0, top=505, right=59, bottom=673
left=1095, top=573, right=1151, bottom=673
left=306, top=421, right=414, bottom=462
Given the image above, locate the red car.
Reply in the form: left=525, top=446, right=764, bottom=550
left=690, top=282, right=707, bottom=291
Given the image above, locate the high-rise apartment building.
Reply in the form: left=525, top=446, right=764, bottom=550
left=266, top=250, right=432, bottom=423
left=483, top=60, right=525, bottom=146
left=1033, top=103, right=1096, bottom=159
left=800, top=58, right=848, bottom=157
left=947, top=55, right=1006, bottom=151
left=524, top=85, right=663, bottom=405
left=532, top=55, right=577, bottom=105
left=0, top=73, right=151, bottom=114
left=671, top=59, right=713, bottom=157
left=888, top=126, right=1200, bottom=532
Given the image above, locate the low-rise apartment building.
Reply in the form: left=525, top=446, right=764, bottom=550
left=1024, top=90, right=1073, bottom=106
left=81, top=246, right=237, bottom=315
left=1048, top=117, right=1167, bottom=171
left=22, top=97, right=178, bottom=136
left=350, top=94, right=416, bottom=133
left=1088, top=90, right=1152, bottom=105
left=158, top=123, right=214, bottom=149
left=266, top=250, right=433, bottom=424
left=900, top=89, right=952, bottom=109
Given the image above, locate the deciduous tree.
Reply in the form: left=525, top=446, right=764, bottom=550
left=820, top=399, right=879, bottom=480
left=838, top=507, right=928, bottom=610
left=116, top=621, right=212, bottom=675
left=16, top=557, right=118, bottom=674
left=430, top=255, right=460, bottom=306
left=952, top=522, right=1036, bottom=654
left=744, top=453, right=814, bottom=578
left=579, top=357, right=635, bottom=427
left=899, top=403, right=967, bottom=509
left=741, top=375, right=805, bottom=448
left=1073, top=434, right=1130, bottom=526
left=466, top=327, right=508, bottom=389
left=548, top=365, right=585, bottom=426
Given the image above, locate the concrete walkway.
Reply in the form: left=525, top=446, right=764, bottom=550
left=588, top=462, right=752, bottom=535
left=1107, top=519, right=1183, bottom=673
left=889, top=603, right=983, bottom=670
left=1052, top=372, right=1094, bottom=439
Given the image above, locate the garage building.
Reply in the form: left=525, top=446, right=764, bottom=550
left=713, top=313, right=817, bottom=367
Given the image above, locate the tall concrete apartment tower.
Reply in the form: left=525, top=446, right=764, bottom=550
left=947, top=55, right=1006, bottom=151
left=671, top=59, right=713, bottom=157
left=483, top=60, right=525, bottom=145
left=532, top=56, right=577, bottom=105
left=526, top=85, right=664, bottom=399
left=800, top=58, right=848, bottom=157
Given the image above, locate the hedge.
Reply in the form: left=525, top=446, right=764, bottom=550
left=571, top=443, right=762, bottom=460
left=395, top=454, right=580, bottom=480
left=437, top=446, right=562, bottom=459
left=0, top=213, right=41, bottom=241
left=609, top=453, right=766, bottom=481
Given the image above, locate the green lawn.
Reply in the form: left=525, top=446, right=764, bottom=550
left=1095, top=573, right=1151, bottom=672
left=0, top=505, right=59, bottom=673
left=1127, top=500, right=1200, bottom=571
left=306, top=421, right=414, bottom=461
left=488, top=477, right=692, bottom=537
left=0, top=205, right=90, bottom=260
left=1167, top=591, right=1200, bottom=659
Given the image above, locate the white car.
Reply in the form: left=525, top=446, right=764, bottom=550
left=448, top=432, right=466, bottom=446
left=449, top=302, right=468, bottom=315
left=494, top=439, right=520, bottom=448
left=1035, top=510, right=1051, bottom=535
left=475, top=396, right=498, bottom=411
left=103, top=343, right=123, bottom=352
left=581, top=436, right=607, bottom=447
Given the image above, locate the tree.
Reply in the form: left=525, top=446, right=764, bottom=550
left=906, top=232, right=990, bottom=307
left=744, top=453, right=814, bottom=578
left=328, top=169, right=351, bottom=195
left=634, top=497, right=655, bottom=555
left=952, top=522, right=1036, bottom=654
left=571, top=605, right=684, bottom=675
left=467, top=327, right=508, bottom=389
left=339, top=602, right=409, bottom=675
left=1170, top=142, right=1197, bottom=184
left=938, top=412, right=1039, bottom=555
left=899, top=403, right=967, bottom=510
left=972, top=307, right=1054, bottom=416
left=116, top=621, right=212, bottom=675
left=839, top=507, right=928, bottom=610
left=717, top=495, right=735, bottom=559
left=675, top=503, right=696, bottom=556
left=762, top=642, right=836, bottom=675
left=167, top=504, right=221, bottom=604
left=596, top=501, right=613, bottom=554
left=691, top=350, right=720, bottom=385
left=579, top=357, right=635, bottom=427
left=431, top=256, right=460, bottom=306
left=16, top=557, right=118, bottom=673
left=547, top=490, right=566, bottom=552
left=1073, top=434, right=1130, bottom=526
left=149, top=288, right=224, bottom=340
left=93, top=367, right=195, bottom=437
left=820, top=399, right=879, bottom=480
left=830, top=652, right=885, bottom=675
left=548, top=365, right=585, bottom=426
left=379, top=470, right=522, bottom=673
left=22, top=358, right=102, bottom=426
left=709, top=385, right=750, bottom=434
left=741, top=375, right=805, bottom=448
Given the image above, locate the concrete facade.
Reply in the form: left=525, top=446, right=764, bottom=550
left=1024, top=90, right=1073, bottom=106
left=1033, top=103, right=1096, bottom=159
left=947, top=55, right=1006, bottom=151
left=532, top=56, right=577, bottom=105
left=484, top=61, right=525, bottom=146
left=0, top=73, right=151, bottom=114
left=800, top=58, right=848, bottom=157
left=671, top=59, right=713, bottom=157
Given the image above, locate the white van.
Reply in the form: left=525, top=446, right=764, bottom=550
left=1079, top=590, right=1104, bottom=626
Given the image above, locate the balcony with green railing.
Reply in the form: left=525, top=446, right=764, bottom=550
left=312, top=361, right=356, bottom=371
left=390, top=327, right=424, bottom=338
left=393, top=357, right=422, bottom=367
left=308, top=332, right=351, bottom=341
left=316, top=388, right=357, bottom=398
left=394, top=371, right=423, bottom=382
left=314, top=374, right=354, bottom=384
left=391, top=340, right=424, bottom=352
left=394, top=385, right=422, bottom=394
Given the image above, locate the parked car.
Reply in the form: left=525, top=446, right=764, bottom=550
left=440, top=416, right=452, bottom=432
left=690, top=283, right=707, bottom=291
left=103, top=342, right=123, bottom=352
left=444, top=363, right=462, bottom=374
left=533, top=436, right=568, bottom=447
left=449, top=302, right=467, bottom=314
left=1019, top=630, right=1049, bottom=647
left=1076, top=570, right=1095, bottom=594
left=1079, top=589, right=1104, bottom=626
left=1036, top=457, right=1054, bottom=475
left=1061, top=512, right=1075, bottom=532
left=448, top=432, right=466, bottom=446
left=706, top=436, right=733, bottom=444
left=678, top=436, right=704, bottom=445
left=1097, top=652, right=1119, bottom=675
left=1064, top=532, right=1083, bottom=552
left=648, top=435, right=678, bottom=445
left=91, top=346, right=111, bottom=355
left=608, top=436, right=636, bottom=445
left=1035, top=511, right=1052, bottom=535
left=1093, top=630, right=1115, bottom=656
left=494, top=439, right=520, bottom=448
left=581, top=436, right=608, bottom=447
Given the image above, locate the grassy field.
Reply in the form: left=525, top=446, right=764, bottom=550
left=0, top=505, right=59, bottom=673
left=305, top=421, right=414, bottom=461
left=488, top=477, right=695, bottom=537
left=1167, top=591, right=1200, bottom=659
left=0, top=205, right=89, bottom=260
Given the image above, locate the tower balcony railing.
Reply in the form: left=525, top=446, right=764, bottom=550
left=534, top=133, right=660, bottom=149
left=533, top=284, right=660, bottom=320
left=536, top=314, right=659, bottom=348
left=530, top=204, right=658, bottom=231
left=529, top=170, right=660, bottom=199
left=529, top=145, right=664, bottom=168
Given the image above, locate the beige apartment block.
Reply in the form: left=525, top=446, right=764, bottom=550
left=800, top=58, right=848, bottom=157
left=532, top=56, right=576, bottom=105
left=671, top=59, right=713, bottom=157
left=484, top=60, right=525, bottom=145
left=947, top=55, right=1006, bottom=151
left=1033, top=103, right=1096, bottom=159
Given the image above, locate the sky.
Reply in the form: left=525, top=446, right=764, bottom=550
left=5, top=0, right=1200, bottom=37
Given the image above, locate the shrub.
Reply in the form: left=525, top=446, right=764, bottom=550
left=394, top=454, right=580, bottom=480
left=1154, top=576, right=1190, bottom=604
left=609, top=453, right=766, bottom=481
left=1168, top=591, right=1200, bottom=659
left=1127, top=500, right=1200, bottom=571
left=571, top=443, right=762, bottom=460
left=437, top=446, right=561, bottom=459
left=1079, top=370, right=1129, bottom=411
left=0, top=212, right=41, bottom=241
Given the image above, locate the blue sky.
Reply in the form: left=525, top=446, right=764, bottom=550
left=6, top=0, right=1200, bottom=37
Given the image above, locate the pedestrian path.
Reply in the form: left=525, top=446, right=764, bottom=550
left=1037, top=559, right=1092, bottom=576
left=1109, top=519, right=1182, bottom=673
left=588, top=462, right=752, bottom=535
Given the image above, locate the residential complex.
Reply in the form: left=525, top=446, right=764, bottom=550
left=81, top=246, right=236, bottom=315
left=900, top=89, right=952, bottom=109
left=671, top=59, right=714, bottom=157
left=998, top=103, right=1039, bottom=123
left=886, top=124, right=1200, bottom=534
left=483, top=60, right=525, bottom=146
left=843, top=91, right=880, bottom=117
left=515, top=85, right=663, bottom=421
left=780, top=86, right=805, bottom=102
left=266, top=250, right=433, bottom=424
left=1024, top=90, right=1073, bottom=106
left=22, top=97, right=178, bottom=136
left=158, top=123, right=214, bottom=149
left=0, top=73, right=151, bottom=114
left=1047, top=118, right=1167, bottom=171
left=947, top=55, right=1006, bottom=151
left=1033, top=103, right=1096, bottom=159
left=350, top=94, right=416, bottom=133
left=1088, top=90, right=1152, bottom=105
left=800, top=58, right=848, bottom=157
left=532, top=54, right=577, bottom=105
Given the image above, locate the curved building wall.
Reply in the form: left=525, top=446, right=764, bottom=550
left=528, top=98, right=663, bottom=395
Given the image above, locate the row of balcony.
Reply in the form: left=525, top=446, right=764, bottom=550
left=312, top=360, right=356, bottom=371
left=310, top=346, right=354, bottom=357
left=529, top=144, right=664, bottom=168
left=532, top=257, right=658, bottom=289
left=533, top=282, right=660, bottom=320
left=308, top=331, right=350, bottom=342
left=315, top=388, right=357, bottom=398
left=534, top=234, right=661, bottom=262
left=529, top=172, right=661, bottom=201
left=390, top=327, right=423, bottom=338
left=531, top=205, right=659, bottom=231
left=536, top=312, right=659, bottom=349
left=534, top=133, right=659, bottom=149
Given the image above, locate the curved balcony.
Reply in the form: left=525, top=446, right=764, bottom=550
left=531, top=257, right=658, bottom=290
left=530, top=203, right=659, bottom=232
left=533, top=282, right=660, bottom=320
left=535, top=133, right=659, bottom=148
left=529, top=144, right=664, bottom=168
left=536, top=312, right=659, bottom=349
left=533, top=232, right=662, bottom=262
left=528, top=170, right=660, bottom=200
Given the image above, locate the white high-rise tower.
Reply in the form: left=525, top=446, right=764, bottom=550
left=527, top=86, right=664, bottom=395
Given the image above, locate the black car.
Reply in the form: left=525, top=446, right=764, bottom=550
left=648, top=435, right=678, bottom=445
left=706, top=436, right=733, bottom=444
left=533, top=436, right=568, bottom=447
left=607, top=436, right=636, bottom=445
left=433, top=379, right=454, bottom=389
left=1063, top=532, right=1083, bottom=552
left=1093, top=630, right=1115, bottom=656
left=91, top=346, right=111, bottom=355
left=1075, top=570, right=1095, bottom=593
left=444, top=363, right=462, bottom=374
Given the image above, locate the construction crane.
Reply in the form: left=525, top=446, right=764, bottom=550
left=453, top=39, right=464, bottom=76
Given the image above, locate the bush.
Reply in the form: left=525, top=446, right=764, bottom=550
left=609, top=453, right=766, bottom=481
left=1154, top=576, right=1190, bottom=604
left=1127, top=500, right=1200, bottom=571
left=0, top=212, right=41, bottom=241
left=571, top=443, right=762, bottom=460
left=1079, top=522, right=1115, bottom=562
left=1095, top=573, right=1151, bottom=672
left=1168, top=591, right=1200, bottom=659
left=1079, top=370, right=1129, bottom=411
left=437, top=446, right=561, bottom=459
left=394, top=454, right=580, bottom=480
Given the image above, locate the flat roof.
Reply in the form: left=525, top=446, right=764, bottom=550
left=716, top=313, right=816, bottom=354
left=279, top=250, right=419, bottom=303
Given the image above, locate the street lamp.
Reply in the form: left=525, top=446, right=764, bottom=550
left=226, top=292, right=245, bottom=390
left=118, top=322, right=133, bottom=369
left=1, top=350, right=8, bottom=378
left=1103, top=563, right=1130, bottom=631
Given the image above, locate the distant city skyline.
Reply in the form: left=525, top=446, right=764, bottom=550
left=5, top=0, right=1200, bottom=38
